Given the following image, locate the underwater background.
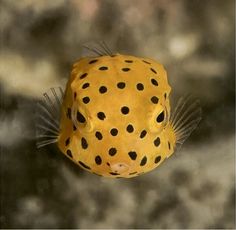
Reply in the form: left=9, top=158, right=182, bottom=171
left=0, top=0, right=235, bottom=228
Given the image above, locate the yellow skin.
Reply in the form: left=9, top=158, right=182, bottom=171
left=58, top=54, right=176, bottom=178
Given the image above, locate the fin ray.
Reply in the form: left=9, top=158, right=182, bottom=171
left=36, top=87, right=64, bottom=148
left=170, top=95, right=202, bottom=147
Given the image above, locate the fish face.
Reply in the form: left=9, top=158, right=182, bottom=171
left=57, top=54, right=175, bottom=178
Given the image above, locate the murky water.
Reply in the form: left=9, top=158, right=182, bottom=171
left=0, top=0, right=235, bottom=228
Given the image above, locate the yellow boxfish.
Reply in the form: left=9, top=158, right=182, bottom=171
left=36, top=44, right=201, bottom=178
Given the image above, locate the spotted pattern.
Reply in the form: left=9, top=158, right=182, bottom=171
left=65, top=138, right=70, bottom=146
left=82, top=97, right=90, bottom=104
left=136, top=83, right=144, bottom=91
left=117, top=82, right=126, bottom=89
left=81, top=137, right=88, bottom=149
left=155, top=156, right=161, bottom=164
left=99, top=86, right=107, bottom=94
left=89, top=59, right=98, bottom=64
left=110, top=128, right=118, bottom=136
left=95, top=155, right=102, bottom=165
left=109, top=148, right=117, bottom=156
left=128, top=151, right=137, bottom=160
left=121, top=106, right=129, bottom=115
left=99, top=66, right=108, bottom=70
left=59, top=54, right=172, bottom=178
left=140, top=130, right=147, bottom=138
left=126, top=124, right=134, bottom=133
left=151, top=78, right=158, bottom=86
left=95, top=131, right=103, bottom=140
left=140, top=156, right=147, bottom=166
left=80, top=73, right=88, bottom=79
left=154, top=137, right=161, bottom=147
left=97, top=112, right=106, bottom=120
left=122, top=67, right=130, bottom=72
left=79, top=161, right=91, bottom=170
left=151, top=96, right=159, bottom=104
left=66, top=149, right=73, bottom=158
left=82, top=83, right=90, bottom=89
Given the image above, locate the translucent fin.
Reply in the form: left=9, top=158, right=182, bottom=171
left=170, top=95, right=202, bottom=147
left=82, top=40, right=113, bottom=57
left=36, top=87, right=64, bottom=148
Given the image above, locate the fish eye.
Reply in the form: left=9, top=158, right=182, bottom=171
left=77, top=111, right=86, bottom=123
left=156, top=111, right=165, bottom=123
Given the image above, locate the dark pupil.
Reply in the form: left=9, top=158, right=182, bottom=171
left=77, top=111, right=86, bottom=123
left=156, top=111, right=165, bottom=123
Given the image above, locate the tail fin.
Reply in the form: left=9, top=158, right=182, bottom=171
left=170, top=95, right=202, bottom=147
left=36, top=87, right=64, bottom=148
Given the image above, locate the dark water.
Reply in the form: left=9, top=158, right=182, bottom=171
left=0, top=0, right=235, bottom=228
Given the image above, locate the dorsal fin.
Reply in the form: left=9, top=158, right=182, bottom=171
left=82, top=41, right=113, bottom=57
left=36, top=87, right=64, bottom=148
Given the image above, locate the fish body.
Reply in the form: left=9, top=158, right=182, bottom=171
left=36, top=51, right=201, bottom=178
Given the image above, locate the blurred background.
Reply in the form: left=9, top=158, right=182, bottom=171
left=0, top=0, right=235, bottom=228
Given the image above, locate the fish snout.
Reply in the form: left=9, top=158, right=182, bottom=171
left=110, top=162, right=130, bottom=174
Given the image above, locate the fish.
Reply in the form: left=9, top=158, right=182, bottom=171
left=36, top=43, right=202, bottom=178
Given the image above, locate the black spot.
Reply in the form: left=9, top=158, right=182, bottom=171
left=77, top=111, right=86, bottom=123
left=154, top=137, right=161, bottom=147
left=140, top=130, right=147, bottom=138
left=82, top=83, right=90, bottom=89
left=95, top=155, right=102, bottom=165
left=151, top=96, right=159, bottom=104
left=79, top=161, right=91, bottom=170
left=128, top=151, right=137, bottom=160
left=73, top=125, right=77, bottom=131
left=97, top=112, right=106, bottom=120
left=110, top=172, right=120, bottom=175
left=142, top=60, right=151, bottom=64
left=110, top=128, right=118, bottom=136
left=109, top=148, right=117, bottom=156
left=126, top=124, right=134, bottom=133
left=89, top=59, right=98, bottom=64
left=82, top=97, right=90, bottom=104
left=107, top=162, right=110, bottom=166
left=150, top=68, right=157, bottom=74
left=122, top=68, right=130, bottom=72
left=140, top=156, right=147, bottom=166
left=151, top=78, right=158, bottom=86
left=80, top=73, right=88, bottom=79
left=156, top=111, right=165, bottom=123
left=155, top=156, right=161, bottom=164
left=125, top=60, right=133, bottom=63
left=168, top=142, right=171, bottom=150
left=99, top=66, right=108, bottom=70
left=164, top=93, right=167, bottom=99
left=117, top=82, right=126, bottom=89
left=66, top=149, right=72, bottom=158
left=81, top=137, right=88, bottom=149
left=136, top=83, right=144, bottom=91
left=74, top=92, right=77, bottom=99
left=121, top=106, right=129, bottom=115
left=67, top=108, right=71, bottom=119
left=129, top=172, right=137, bottom=175
left=95, top=131, right=103, bottom=140
left=99, top=86, right=107, bottom=94
left=65, top=138, right=70, bottom=146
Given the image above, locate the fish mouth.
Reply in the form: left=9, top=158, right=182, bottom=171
left=110, top=162, right=130, bottom=174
